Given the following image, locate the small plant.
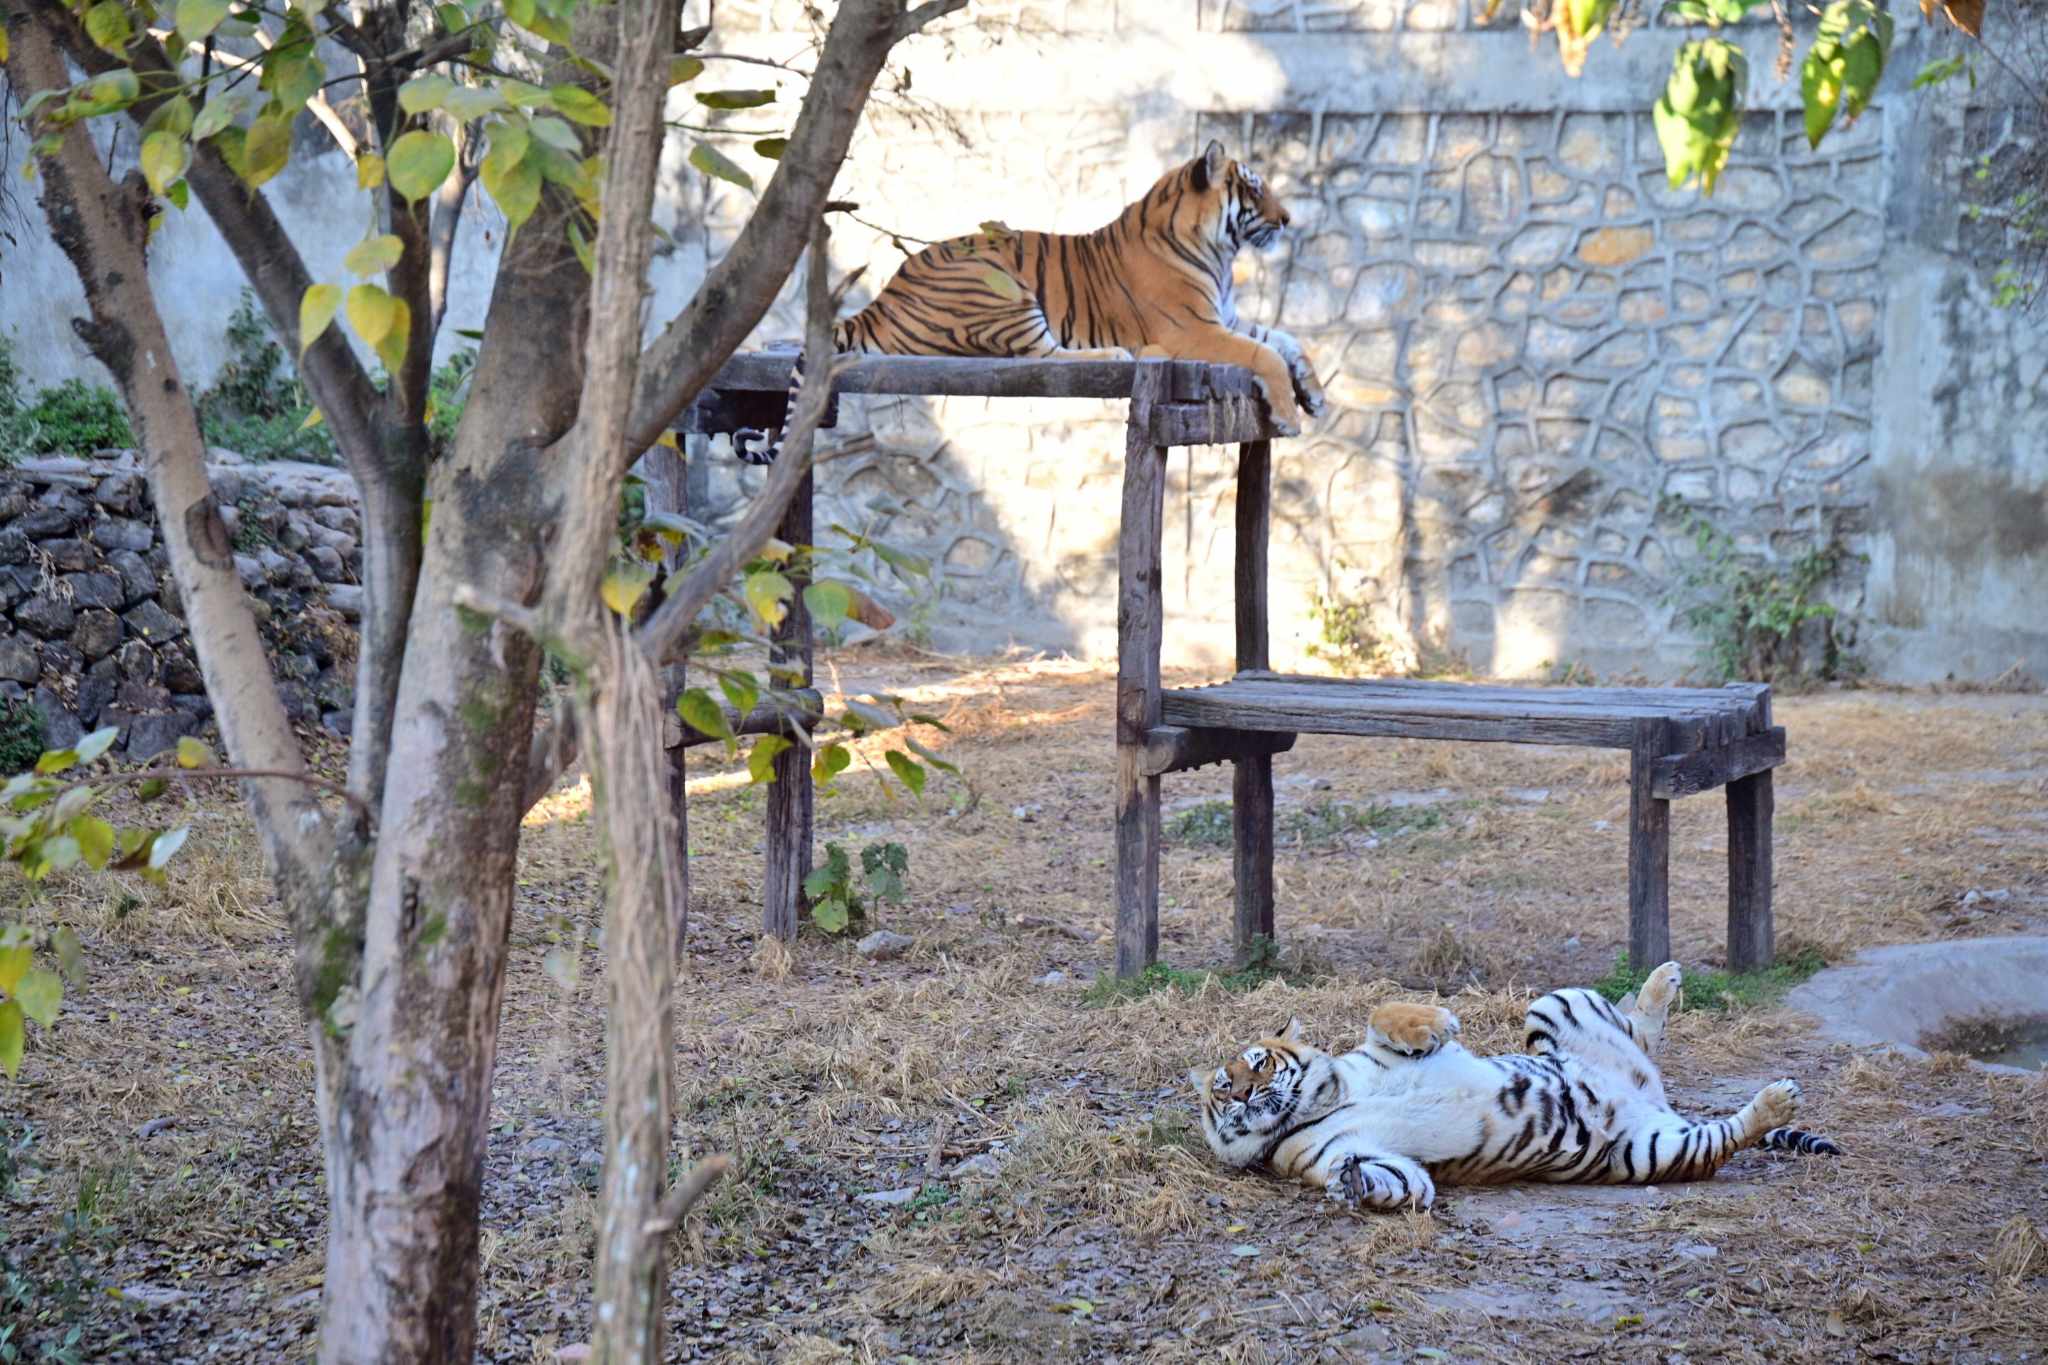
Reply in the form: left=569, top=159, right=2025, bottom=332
left=0, top=700, right=44, bottom=777
left=15, top=379, right=131, bottom=455
left=1663, top=500, right=1861, bottom=683
left=1283, top=799, right=1442, bottom=847
left=195, top=293, right=334, bottom=464
left=1306, top=563, right=1402, bottom=676
left=802, top=839, right=910, bottom=935
left=1591, top=945, right=1827, bottom=1014
left=1081, top=936, right=1320, bottom=1006
left=1163, top=800, right=1232, bottom=848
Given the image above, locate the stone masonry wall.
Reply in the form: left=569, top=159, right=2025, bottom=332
left=5, top=2, right=2041, bottom=681
left=0, top=453, right=361, bottom=759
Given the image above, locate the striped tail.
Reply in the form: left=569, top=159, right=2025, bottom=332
left=1759, top=1126, right=1843, bottom=1156
left=733, top=324, right=854, bottom=466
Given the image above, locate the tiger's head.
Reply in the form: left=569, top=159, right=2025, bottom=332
left=1189, top=1018, right=1326, bottom=1163
left=1187, top=138, right=1291, bottom=251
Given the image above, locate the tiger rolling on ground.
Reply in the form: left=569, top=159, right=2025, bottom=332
left=737, top=139, right=1325, bottom=463
left=1192, top=961, right=1843, bottom=1211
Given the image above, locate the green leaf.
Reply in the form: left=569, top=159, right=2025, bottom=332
left=175, top=736, right=215, bottom=770
left=399, top=74, right=456, bottom=116
left=870, top=541, right=931, bottom=580
left=696, top=88, right=775, bottom=110
left=344, top=234, right=405, bottom=277
left=601, top=562, right=655, bottom=616
left=718, top=672, right=759, bottom=718
left=567, top=217, right=595, bottom=274
left=677, top=688, right=733, bottom=743
left=300, top=284, right=342, bottom=355
left=166, top=180, right=190, bottom=210
left=241, top=112, right=292, bottom=188
left=811, top=896, right=849, bottom=935
left=84, top=1, right=132, bottom=53
left=41, top=836, right=80, bottom=871
left=145, top=96, right=197, bottom=140
left=548, top=85, right=612, bottom=127
left=14, top=968, right=60, bottom=1028
left=347, top=283, right=400, bottom=346
left=192, top=93, right=244, bottom=142
left=444, top=84, right=507, bottom=121
left=387, top=129, right=457, bottom=203
left=35, top=749, right=77, bottom=776
left=71, top=817, right=114, bottom=870
left=743, top=570, right=792, bottom=629
left=669, top=57, right=705, bottom=86
left=747, top=735, right=792, bottom=784
left=906, top=737, right=958, bottom=775
left=753, top=137, right=788, bottom=161
left=688, top=140, right=754, bottom=192
left=0, top=1000, right=22, bottom=1080
left=885, top=750, right=926, bottom=796
left=374, top=296, right=412, bottom=376
left=148, top=825, right=190, bottom=870
left=842, top=699, right=896, bottom=733
left=803, top=581, right=852, bottom=630
left=52, top=927, right=85, bottom=988
left=0, top=945, right=27, bottom=994
left=75, top=727, right=118, bottom=764
left=528, top=116, right=582, bottom=153
left=136, top=777, right=168, bottom=802
left=141, top=130, right=191, bottom=196
left=263, top=47, right=325, bottom=113
left=176, top=0, right=232, bottom=42
left=812, top=743, right=851, bottom=784
left=481, top=125, right=541, bottom=232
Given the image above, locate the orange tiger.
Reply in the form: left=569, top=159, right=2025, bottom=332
left=739, top=140, right=1326, bottom=462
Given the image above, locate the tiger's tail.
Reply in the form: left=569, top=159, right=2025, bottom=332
left=1759, top=1126, right=1844, bottom=1156
left=734, top=322, right=855, bottom=466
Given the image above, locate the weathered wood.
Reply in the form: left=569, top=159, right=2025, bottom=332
left=1726, top=687, right=1775, bottom=972
left=1139, top=725, right=1296, bottom=776
left=762, top=464, right=815, bottom=942
left=675, top=689, right=825, bottom=748
left=1233, top=669, right=1767, bottom=733
left=1163, top=678, right=1719, bottom=749
left=1629, top=717, right=1674, bottom=972
left=704, top=351, right=1264, bottom=403
left=1151, top=398, right=1274, bottom=447
left=1233, top=438, right=1276, bottom=962
left=1649, top=727, right=1788, bottom=799
left=677, top=387, right=836, bottom=436
left=1115, top=362, right=1171, bottom=979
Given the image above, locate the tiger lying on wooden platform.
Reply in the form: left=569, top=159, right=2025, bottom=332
left=1192, top=961, right=1842, bottom=1211
left=738, top=139, right=1325, bottom=463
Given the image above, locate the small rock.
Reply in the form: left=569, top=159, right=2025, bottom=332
left=950, top=1154, right=1001, bottom=1180
left=162, top=649, right=205, bottom=694
left=307, top=544, right=346, bottom=583
left=134, top=1116, right=178, bottom=1139
left=855, top=1186, right=919, bottom=1207
left=16, top=593, right=76, bottom=639
left=77, top=658, right=119, bottom=723
left=576, top=1148, right=603, bottom=1169
left=321, top=709, right=353, bottom=738
left=0, top=527, right=28, bottom=565
left=63, top=571, right=125, bottom=611
left=40, top=538, right=93, bottom=573
left=91, top=517, right=154, bottom=553
left=1034, top=970, right=1068, bottom=987
left=521, top=1136, right=567, bottom=1158
left=234, top=554, right=266, bottom=589
left=117, top=1282, right=189, bottom=1309
left=945, top=902, right=975, bottom=916
left=122, top=711, right=198, bottom=762
left=857, top=930, right=915, bottom=961
left=0, top=636, right=37, bottom=684
left=123, top=598, right=186, bottom=642
left=1011, top=803, right=1040, bottom=822
left=107, top=548, right=156, bottom=606
left=71, top=608, right=122, bottom=662
left=1506, top=787, right=1550, bottom=803
left=325, top=584, right=364, bottom=621
left=15, top=506, right=78, bottom=538
left=33, top=687, right=82, bottom=749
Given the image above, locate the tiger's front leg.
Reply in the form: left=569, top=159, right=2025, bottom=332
left=1312, top=1147, right=1436, bottom=1212
left=1238, top=322, right=1326, bottom=420
left=1364, top=1003, right=1461, bottom=1062
left=1152, top=325, right=1304, bottom=436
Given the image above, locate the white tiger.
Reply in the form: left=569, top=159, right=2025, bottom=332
left=1191, top=961, right=1842, bottom=1210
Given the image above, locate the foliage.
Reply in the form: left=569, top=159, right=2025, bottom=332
left=2, top=727, right=197, bottom=1080
left=1081, top=936, right=1320, bottom=1006
left=0, top=699, right=45, bottom=777
left=194, top=291, right=334, bottom=463
left=1306, top=567, right=1402, bottom=677
left=6, top=378, right=132, bottom=455
left=1592, top=945, right=1828, bottom=1013
left=801, top=839, right=909, bottom=936
left=0, top=1126, right=98, bottom=1365
left=1163, top=800, right=1233, bottom=848
left=1167, top=797, right=1443, bottom=849
left=1663, top=500, right=1862, bottom=683
left=0, top=334, right=31, bottom=462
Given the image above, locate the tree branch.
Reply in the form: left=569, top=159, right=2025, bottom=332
left=641, top=1155, right=731, bottom=1239
left=622, top=0, right=965, bottom=458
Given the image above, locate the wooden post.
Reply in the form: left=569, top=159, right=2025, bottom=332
left=763, top=460, right=815, bottom=941
left=1628, top=716, right=1674, bottom=971
left=1115, top=362, right=1170, bottom=978
left=1726, top=688, right=1775, bottom=971
left=1232, top=438, right=1276, bottom=963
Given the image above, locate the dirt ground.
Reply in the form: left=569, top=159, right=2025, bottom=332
left=6, top=651, right=2047, bottom=1363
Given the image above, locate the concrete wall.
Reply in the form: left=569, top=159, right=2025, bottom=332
left=4, top=1, right=2041, bottom=681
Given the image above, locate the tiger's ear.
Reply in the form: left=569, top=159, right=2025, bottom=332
left=1192, top=139, right=1227, bottom=192
left=1278, top=1016, right=1304, bottom=1042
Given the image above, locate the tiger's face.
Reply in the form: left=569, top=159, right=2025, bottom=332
left=1192, top=1018, right=1313, bottom=1133
left=1188, top=139, right=1292, bottom=251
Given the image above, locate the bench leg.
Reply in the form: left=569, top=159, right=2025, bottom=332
left=763, top=462, right=815, bottom=941
left=1115, top=365, right=1170, bottom=978
left=1232, top=754, right=1276, bottom=962
left=1628, top=719, right=1672, bottom=971
left=1726, top=770, right=1775, bottom=971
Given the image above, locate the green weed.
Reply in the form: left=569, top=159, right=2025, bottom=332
left=1591, top=946, right=1827, bottom=1013
left=1082, top=936, right=1319, bottom=1007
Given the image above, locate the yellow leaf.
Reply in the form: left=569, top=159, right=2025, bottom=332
left=601, top=562, right=654, bottom=616
left=356, top=152, right=385, bottom=190
left=299, top=283, right=342, bottom=355
left=343, top=234, right=404, bottom=277
left=346, top=283, right=399, bottom=345
left=140, top=130, right=191, bottom=197
left=241, top=112, right=291, bottom=187
left=175, top=736, right=214, bottom=769
left=373, top=298, right=411, bottom=374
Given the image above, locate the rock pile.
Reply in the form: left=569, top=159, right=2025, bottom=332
left=0, top=450, right=363, bottom=759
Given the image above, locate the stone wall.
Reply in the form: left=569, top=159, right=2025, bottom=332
left=0, top=454, right=361, bottom=758
left=5, top=2, right=2041, bottom=681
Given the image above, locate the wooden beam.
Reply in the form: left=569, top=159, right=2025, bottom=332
left=1139, top=725, right=1296, bottom=776
left=1151, top=398, right=1275, bottom=447
left=1727, top=688, right=1775, bottom=972
left=703, top=352, right=1263, bottom=403
left=1628, top=717, right=1674, bottom=972
left=1233, top=438, right=1276, bottom=963
left=677, top=387, right=837, bottom=436
left=762, top=465, right=815, bottom=942
left=1115, top=362, right=1170, bottom=980
left=1649, top=727, right=1787, bottom=799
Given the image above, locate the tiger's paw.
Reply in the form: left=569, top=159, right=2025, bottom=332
left=1631, top=961, right=1683, bottom=1024
left=1327, top=1155, right=1435, bottom=1211
left=1290, top=359, right=1327, bottom=419
left=1752, top=1079, right=1801, bottom=1132
left=1368, top=1003, right=1460, bottom=1058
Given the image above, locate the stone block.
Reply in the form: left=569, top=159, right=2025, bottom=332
left=17, top=594, right=76, bottom=639
left=0, top=635, right=38, bottom=684
left=162, top=649, right=204, bottom=695
left=91, top=517, right=155, bottom=553
left=107, top=549, right=156, bottom=606
left=123, top=599, right=186, bottom=643
left=33, top=686, right=82, bottom=750
left=118, top=709, right=197, bottom=762
left=76, top=656, right=119, bottom=723
left=41, top=538, right=93, bottom=573
left=63, top=572, right=125, bottom=611
left=0, top=528, right=28, bottom=565
left=72, top=609, right=122, bottom=662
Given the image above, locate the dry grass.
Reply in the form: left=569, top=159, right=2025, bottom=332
left=5, top=655, right=2048, bottom=1360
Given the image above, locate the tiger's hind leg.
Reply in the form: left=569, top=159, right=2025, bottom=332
left=1618, top=960, right=1683, bottom=1059
left=1524, top=984, right=1669, bottom=1106
left=1363, top=1003, right=1461, bottom=1063
left=1597, top=1079, right=1803, bottom=1185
